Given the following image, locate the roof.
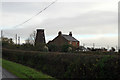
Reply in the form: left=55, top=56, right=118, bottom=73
left=62, top=35, right=79, bottom=42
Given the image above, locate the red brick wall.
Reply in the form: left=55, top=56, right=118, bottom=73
left=77, top=41, right=79, bottom=47
left=68, top=41, right=79, bottom=48
left=48, top=35, right=68, bottom=46
left=48, top=35, right=80, bottom=48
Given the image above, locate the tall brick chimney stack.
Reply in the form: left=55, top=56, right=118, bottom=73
left=35, top=29, right=46, bottom=45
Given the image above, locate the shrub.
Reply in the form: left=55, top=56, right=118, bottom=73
left=61, top=44, right=75, bottom=52
left=47, top=44, right=59, bottom=52
left=2, top=49, right=120, bottom=80
left=34, top=43, right=48, bottom=52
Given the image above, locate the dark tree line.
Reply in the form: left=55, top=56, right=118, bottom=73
left=1, top=36, right=118, bottom=53
left=1, top=37, right=76, bottom=52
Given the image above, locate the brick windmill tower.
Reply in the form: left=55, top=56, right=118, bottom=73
left=35, top=29, right=46, bottom=45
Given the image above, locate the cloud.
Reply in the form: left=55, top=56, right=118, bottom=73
left=2, top=2, right=110, bottom=29
left=37, top=10, right=117, bottom=36
left=80, top=36, right=118, bottom=48
left=1, top=1, right=118, bottom=47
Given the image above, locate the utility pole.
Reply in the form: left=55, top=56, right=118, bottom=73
left=18, top=36, right=20, bottom=45
left=1, top=30, right=3, bottom=41
left=116, top=45, right=118, bottom=52
left=107, top=45, right=109, bottom=51
left=93, top=43, right=95, bottom=49
left=15, top=34, right=17, bottom=44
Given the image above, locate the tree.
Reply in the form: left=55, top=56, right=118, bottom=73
left=25, top=31, right=36, bottom=45
left=2, top=37, right=14, bottom=44
left=2, top=37, right=14, bottom=48
left=61, top=44, right=73, bottom=52
left=34, top=43, right=48, bottom=52
left=20, top=43, right=34, bottom=50
left=110, top=47, right=115, bottom=52
left=47, top=44, right=58, bottom=52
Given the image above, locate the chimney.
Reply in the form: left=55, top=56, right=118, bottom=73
left=69, top=32, right=72, bottom=36
left=35, top=29, right=46, bottom=45
left=58, top=31, right=62, bottom=36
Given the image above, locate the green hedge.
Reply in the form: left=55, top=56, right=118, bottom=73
left=2, top=49, right=120, bottom=79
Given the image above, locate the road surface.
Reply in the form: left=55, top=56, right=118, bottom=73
left=0, top=66, right=20, bottom=80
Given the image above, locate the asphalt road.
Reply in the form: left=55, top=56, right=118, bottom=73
left=0, top=66, right=20, bottom=80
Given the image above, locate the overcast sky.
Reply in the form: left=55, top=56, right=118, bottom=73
left=1, top=0, right=119, bottom=48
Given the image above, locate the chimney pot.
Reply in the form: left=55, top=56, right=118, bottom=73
left=69, top=32, right=72, bottom=36
left=58, top=31, right=62, bottom=36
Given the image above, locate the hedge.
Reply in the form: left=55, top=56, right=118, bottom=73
left=2, top=48, right=120, bottom=80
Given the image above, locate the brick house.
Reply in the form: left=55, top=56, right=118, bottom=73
left=48, top=31, right=79, bottom=48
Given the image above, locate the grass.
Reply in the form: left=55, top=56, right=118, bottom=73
left=2, top=59, right=56, bottom=80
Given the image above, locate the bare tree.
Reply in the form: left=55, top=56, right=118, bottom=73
left=25, top=31, right=36, bottom=45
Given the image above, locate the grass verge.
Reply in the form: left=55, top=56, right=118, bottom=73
left=2, top=59, right=56, bottom=80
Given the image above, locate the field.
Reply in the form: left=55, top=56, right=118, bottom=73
left=2, top=48, right=120, bottom=80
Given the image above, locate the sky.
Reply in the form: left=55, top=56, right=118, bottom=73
left=0, top=0, right=119, bottom=48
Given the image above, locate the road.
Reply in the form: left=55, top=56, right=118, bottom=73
left=0, top=66, right=20, bottom=80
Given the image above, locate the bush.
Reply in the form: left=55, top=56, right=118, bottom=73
left=47, top=44, right=59, bottom=52
left=34, top=43, right=48, bottom=52
left=2, top=49, right=120, bottom=79
left=61, top=44, right=75, bottom=52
